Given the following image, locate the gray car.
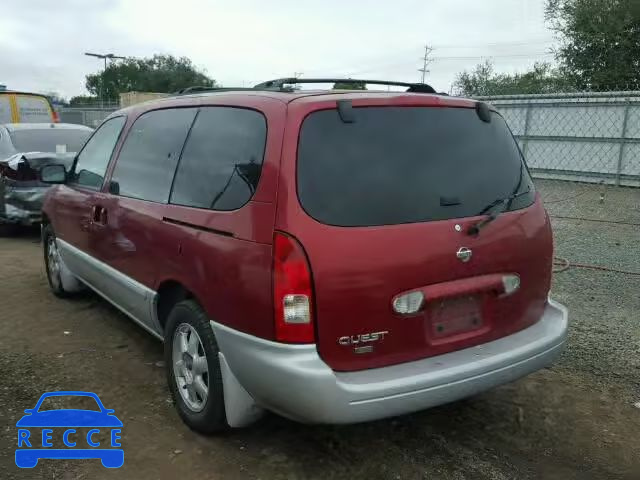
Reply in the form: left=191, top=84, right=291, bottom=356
left=0, top=123, right=92, bottom=231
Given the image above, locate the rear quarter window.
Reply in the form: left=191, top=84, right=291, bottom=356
left=170, top=107, right=267, bottom=211
left=297, top=106, right=535, bottom=227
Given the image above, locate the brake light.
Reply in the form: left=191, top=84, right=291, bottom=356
left=273, top=232, right=314, bottom=343
left=51, top=110, right=60, bottom=123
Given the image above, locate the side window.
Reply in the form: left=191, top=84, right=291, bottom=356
left=110, top=108, right=197, bottom=203
left=170, top=107, right=267, bottom=211
left=72, top=116, right=126, bottom=189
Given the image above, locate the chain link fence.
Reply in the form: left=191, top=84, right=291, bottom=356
left=478, top=91, right=640, bottom=187
left=58, top=105, right=118, bottom=128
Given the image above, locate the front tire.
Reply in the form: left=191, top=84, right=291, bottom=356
left=42, top=224, right=72, bottom=298
left=164, top=300, right=228, bottom=434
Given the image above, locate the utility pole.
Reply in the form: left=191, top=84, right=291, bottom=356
left=418, top=44, right=434, bottom=84
left=84, top=52, right=126, bottom=108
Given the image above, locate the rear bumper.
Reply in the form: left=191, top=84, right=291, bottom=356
left=211, top=298, right=568, bottom=424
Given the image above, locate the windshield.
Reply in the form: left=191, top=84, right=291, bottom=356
left=9, top=128, right=91, bottom=154
left=297, top=106, right=535, bottom=227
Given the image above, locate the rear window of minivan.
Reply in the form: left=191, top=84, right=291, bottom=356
left=297, top=106, right=535, bottom=227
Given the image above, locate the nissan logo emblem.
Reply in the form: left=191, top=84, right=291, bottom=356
left=456, top=247, right=472, bottom=263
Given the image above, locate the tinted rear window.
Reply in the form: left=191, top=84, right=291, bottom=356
left=297, top=107, right=534, bottom=227
left=9, top=128, right=91, bottom=154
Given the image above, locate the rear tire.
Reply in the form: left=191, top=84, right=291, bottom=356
left=165, top=300, right=228, bottom=434
left=42, top=224, right=73, bottom=298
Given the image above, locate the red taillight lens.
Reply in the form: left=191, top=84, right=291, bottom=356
left=273, top=231, right=315, bottom=343
left=51, top=110, right=60, bottom=123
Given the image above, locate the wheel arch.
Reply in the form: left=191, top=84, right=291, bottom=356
left=40, top=212, right=51, bottom=241
left=155, top=279, right=197, bottom=333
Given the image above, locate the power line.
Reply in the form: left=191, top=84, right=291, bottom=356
left=304, top=38, right=557, bottom=76
left=432, top=52, right=555, bottom=60
left=432, top=39, right=555, bottom=49
left=344, top=51, right=554, bottom=77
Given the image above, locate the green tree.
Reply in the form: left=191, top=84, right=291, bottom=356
left=44, top=91, right=68, bottom=106
left=85, top=54, right=217, bottom=103
left=69, top=95, right=100, bottom=106
left=453, top=60, right=573, bottom=96
left=332, top=81, right=367, bottom=90
left=546, top=0, right=640, bottom=90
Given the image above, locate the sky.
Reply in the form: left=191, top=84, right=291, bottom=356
left=0, top=0, right=557, bottom=99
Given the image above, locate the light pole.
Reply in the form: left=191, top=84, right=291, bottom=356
left=84, top=52, right=126, bottom=108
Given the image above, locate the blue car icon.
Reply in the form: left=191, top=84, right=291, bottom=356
left=15, top=391, right=123, bottom=468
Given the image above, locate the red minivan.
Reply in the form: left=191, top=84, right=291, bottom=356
left=40, top=79, right=568, bottom=432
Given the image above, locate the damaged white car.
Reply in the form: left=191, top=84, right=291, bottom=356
left=0, top=123, right=92, bottom=233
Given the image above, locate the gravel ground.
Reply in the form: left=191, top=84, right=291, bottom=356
left=0, top=179, right=638, bottom=480
left=542, top=180, right=640, bottom=391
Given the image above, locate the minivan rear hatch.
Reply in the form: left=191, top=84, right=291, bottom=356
left=281, top=96, right=553, bottom=372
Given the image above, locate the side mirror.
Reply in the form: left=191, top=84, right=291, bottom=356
left=40, top=164, right=67, bottom=184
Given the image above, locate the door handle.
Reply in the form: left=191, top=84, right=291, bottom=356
left=91, top=205, right=108, bottom=226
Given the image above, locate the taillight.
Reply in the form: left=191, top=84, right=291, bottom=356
left=51, top=110, right=60, bottom=123
left=273, top=231, right=314, bottom=343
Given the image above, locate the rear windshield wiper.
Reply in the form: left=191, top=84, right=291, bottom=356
left=467, top=188, right=531, bottom=236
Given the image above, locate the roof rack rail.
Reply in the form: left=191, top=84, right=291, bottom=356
left=173, top=85, right=273, bottom=95
left=253, top=78, right=437, bottom=93
left=174, top=86, right=216, bottom=94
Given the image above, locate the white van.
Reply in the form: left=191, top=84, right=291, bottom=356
left=0, top=91, right=59, bottom=124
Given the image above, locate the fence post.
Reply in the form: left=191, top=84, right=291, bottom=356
left=616, top=99, right=631, bottom=186
left=522, top=103, right=533, bottom=159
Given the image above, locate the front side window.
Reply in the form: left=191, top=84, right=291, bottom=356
left=111, top=108, right=197, bottom=203
left=170, top=107, right=267, bottom=211
left=72, top=116, right=126, bottom=189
